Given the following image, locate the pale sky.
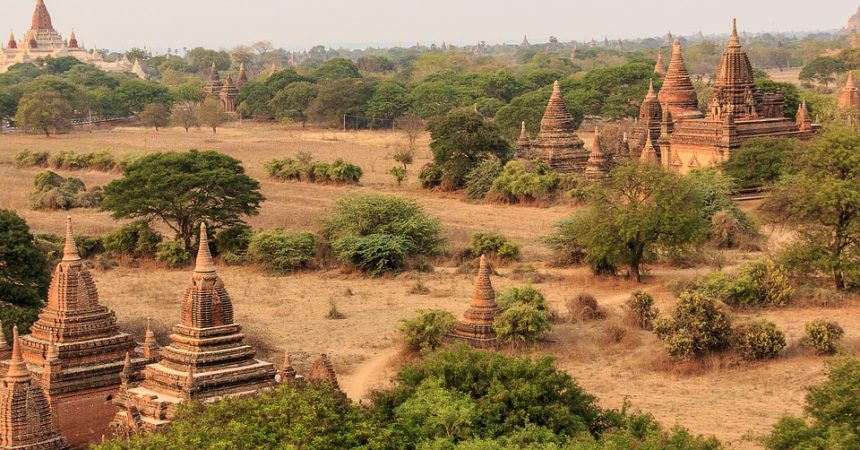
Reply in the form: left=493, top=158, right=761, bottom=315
left=2, top=0, right=856, bottom=52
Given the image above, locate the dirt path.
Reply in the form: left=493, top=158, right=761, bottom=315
left=340, top=347, right=401, bottom=402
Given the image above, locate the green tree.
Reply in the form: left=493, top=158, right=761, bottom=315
left=315, top=58, right=361, bottom=81
left=393, top=377, right=478, bottom=441
left=196, top=97, right=227, bottom=133
left=308, top=78, right=375, bottom=127
left=722, top=138, right=799, bottom=188
left=115, top=79, right=171, bottom=113
left=366, top=81, right=411, bottom=127
left=170, top=103, right=198, bottom=132
left=799, top=56, right=844, bottom=88
left=185, top=47, right=231, bottom=73
left=548, top=163, right=710, bottom=281
left=16, top=90, right=73, bottom=137
left=237, top=80, right=274, bottom=119
left=0, top=210, right=50, bottom=307
left=400, top=309, right=457, bottom=352
left=271, top=81, right=318, bottom=126
left=40, top=56, right=83, bottom=75
left=138, top=103, right=170, bottom=131
left=409, top=80, right=474, bottom=119
left=764, top=127, right=860, bottom=290
left=427, top=110, right=511, bottom=190
left=102, top=150, right=264, bottom=250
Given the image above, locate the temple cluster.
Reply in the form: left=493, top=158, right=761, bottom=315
left=0, top=219, right=339, bottom=449
left=203, top=62, right=247, bottom=113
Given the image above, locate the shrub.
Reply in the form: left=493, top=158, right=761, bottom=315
left=32, top=170, right=64, bottom=192
left=0, top=303, right=40, bottom=342
left=393, top=146, right=414, bottom=169
left=74, top=235, right=104, bottom=259
left=247, top=230, right=316, bottom=275
left=623, top=291, right=659, bottom=330
left=418, top=163, right=443, bottom=189
left=496, top=285, right=548, bottom=312
left=487, top=160, right=560, bottom=204
left=14, top=150, right=49, bottom=168
left=541, top=216, right=588, bottom=266
left=326, top=299, right=346, bottom=320
left=155, top=241, right=190, bottom=268
left=802, top=320, right=844, bottom=355
left=48, top=150, right=116, bottom=171
left=264, top=157, right=362, bottom=184
left=709, top=209, right=759, bottom=250
left=493, top=304, right=552, bottom=344
left=696, top=261, right=794, bottom=308
left=400, top=309, right=457, bottom=352
left=733, top=321, right=786, bottom=361
left=332, top=234, right=408, bottom=276
left=389, top=166, right=407, bottom=186
left=567, top=292, right=605, bottom=322
left=465, top=159, right=503, bottom=200
left=470, top=232, right=520, bottom=261
left=654, top=291, right=733, bottom=358
left=29, top=171, right=99, bottom=210
left=327, top=159, right=363, bottom=184
left=102, top=221, right=163, bottom=257
left=322, top=195, right=446, bottom=274
left=215, top=224, right=253, bottom=255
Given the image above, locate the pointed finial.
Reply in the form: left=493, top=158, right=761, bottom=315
left=194, top=223, right=216, bottom=273
left=62, top=216, right=81, bottom=262
left=519, top=121, right=527, bottom=137
left=646, top=78, right=656, bottom=99
left=673, top=39, right=681, bottom=51
left=729, top=19, right=740, bottom=46
left=6, top=326, right=29, bottom=381
left=552, top=80, right=560, bottom=93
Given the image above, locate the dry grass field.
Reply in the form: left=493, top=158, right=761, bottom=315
left=0, top=123, right=857, bottom=449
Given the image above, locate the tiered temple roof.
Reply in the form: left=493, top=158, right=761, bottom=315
left=236, top=62, right=248, bottom=88
left=0, top=328, right=67, bottom=450
left=584, top=128, right=609, bottom=180
left=13, top=217, right=148, bottom=446
left=220, top=74, right=239, bottom=113
left=658, top=40, right=703, bottom=120
left=449, top=255, right=500, bottom=348
left=654, top=52, right=665, bottom=76
left=113, top=224, right=277, bottom=434
left=839, top=72, right=860, bottom=111
left=524, top=81, right=587, bottom=173
left=203, top=63, right=223, bottom=97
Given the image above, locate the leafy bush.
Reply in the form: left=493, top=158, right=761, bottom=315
left=0, top=303, right=41, bottom=342
left=496, top=285, right=548, bottom=312
left=470, top=232, right=520, bottom=261
left=567, top=292, right=605, bottom=322
left=29, top=171, right=101, bottom=210
left=418, top=163, right=443, bottom=189
left=541, top=215, right=588, bottom=266
left=0, top=210, right=50, bottom=307
left=389, top=166, right=406, bottom=186
left=14, top=150, right=49, bottom=168
left=155, top=241, right=190, bottom=269
left=102, top=221, right=163, bottom=257
left=654, top=291, right=733, bottom=358
left=247, top=230, right=316, bottom=275
left=494, top=303, right=552, bottom=344
left=694, top=261, right=793, bottom=308
left=709, top=209, right=759, bottom=250
left=48, top=150, right=117, bottom=171
left=264, top=157, right=362, bottom=184
left=400, top=309, right=457, bottom=352
left=215, top=224, right=253, bottom=255
left=623, top=290, right=659, bottom=330
left=322, top=195, right=446, bottom=274
left=487, top=160, right=561, bottom=204
left=733, top=321, right=786, bottom=361
left=465, top=159, right=503, bottom=200
left=802, top=320, right=844, bottom=355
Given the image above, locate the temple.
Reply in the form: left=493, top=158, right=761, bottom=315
left=204, top=62, right=239, bottom=113
left=517, top=81, right=588, bottom=173
left=0, top=327, right=68, bottom=450
left=7, top=218, right=149, bottom=448
left=839, top=72, right=860, bottom=111
left=0, top=0, right=140, bottom=76
left=307, top=354, right=340, bottom=389
left=632, top=20, right=816, bottom=174
left=584, top=128, right=610, bottom=180
left=111, top=224, right=277, bottom=434
left=449, top=255, right=501, bottom=348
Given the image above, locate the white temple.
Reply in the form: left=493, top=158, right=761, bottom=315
left=0, top=0, right=143, bottom=78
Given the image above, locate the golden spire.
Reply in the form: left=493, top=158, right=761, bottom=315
left=194, top=223, right=216, bottom=273
left=5, top=326, right=30, bottom=382
left=62, top=216, right=81, bottom=262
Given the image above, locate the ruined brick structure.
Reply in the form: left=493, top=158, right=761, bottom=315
left=202, top=62, right=223, bottom=98
left=632, top=20, right=816, bottom=174
left=517, top=81, right=588, bottom=173
left=0, top=327, right=67, bottom=450
left=449, top=255, right=501, bottom=348
left=111, top=224, right=277, bottom=434
left=9, top=218, right=149, bottom=448
left=584, top=128, right=609, bottom=180
left=307, top=354, right=339, bottom=388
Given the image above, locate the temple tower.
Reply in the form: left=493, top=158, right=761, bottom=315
left=6, top=33, right=16, bottom=50
left=515, top=121, right=531, bottom=159
left=236, top=62, right=248, bottom=89
left=307, top=354, right=339, bottom=389
left=0, top=328, right=68, bottom=450
left=585, top=128, right=609, bottom=181
left=16, top=218, right=147, bottom=448
left=640, top=130, right=659, bottom=165
left=528, top=81, right=587, bottom=173
left=710, top=19, right=758, bottom=118
left=112, top=224, right=277, bottom=434
left=796, top=101, right=813, bottom=132
left=654, top=52, right=665, bottom=76
left=449, top=255, right=501, bottom=348
left=839, top=72, right=860, bottom=111
left=220, top=74, right=239, bottom=113
left=67, top=30, right=77, bottom=49
left=203, top=63, right=223, bottom=97
left=658, top=40, right=703, bottom=120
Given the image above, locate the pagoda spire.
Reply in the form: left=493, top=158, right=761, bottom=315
left=31, top=0, right=54, bottom=32
left=62, top=216, right=80, bottom=262
left=195, top=223, right=216, bottom=274
left=585, top=127, right=608, bottom=181
left=640, top=130, right=659, bottom=165
left=449, top=255, right=501, bottom=347
left=657, top=39, right=701, bottom=119
left=236, top=62, right=248, bottom=88
left=646, top=78, right=656, bottom=100
left=308, top=354, right=339, bottom=389
left=142, top=319, right=159, bottom=360
left=729, top=18, right=740, bottom=47
left=68, top=30, right=78, bottom=48
left=5, top=327, right=29, bottom=382
left=796, top=101, right=812, bottom=132
left=280, top=350, right=296, bottom=382
left=839, top=71, right=860, bottom=111
left=654, top=52, right=665, bottom=76
left=7, top=31, right=17, bottom=49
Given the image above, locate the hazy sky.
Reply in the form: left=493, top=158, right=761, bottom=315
left=2, top=1, right=857, bottom=51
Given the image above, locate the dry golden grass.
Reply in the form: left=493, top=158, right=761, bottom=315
left=0, top=124, right=857, bottom=449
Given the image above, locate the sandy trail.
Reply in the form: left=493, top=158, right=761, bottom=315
left=340, top=346, right=401, bottom=402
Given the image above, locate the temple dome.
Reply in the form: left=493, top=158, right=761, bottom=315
left=657, top=40, right=702, bottom=119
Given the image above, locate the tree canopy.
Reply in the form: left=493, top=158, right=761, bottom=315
left=427, top=110, right=511, bottom=190
left=0, top=210, right=50, bottom=307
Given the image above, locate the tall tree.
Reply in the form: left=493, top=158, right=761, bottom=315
left=271, top=81, right=318, bottom=126
left=366, top=81, right=410, bottom=128
left=16, top=90, right=73, bottom=137
left=196, top=97, right=227, bottom=134
left=0, top=210, right=50, bottom=307
left=427, top=110, right=511, bottom=190
left=102, top=151, right=264, bottom=250
left=139, top=103, right=170, bottom=131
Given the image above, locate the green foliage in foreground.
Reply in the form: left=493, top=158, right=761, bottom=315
left=0, top=210, right=50, bottom=308
left=654, top=292, right=733, bottom=358
left=96, top=346, right=722, bottom=450
left=763, top=358, right=860, bottom=450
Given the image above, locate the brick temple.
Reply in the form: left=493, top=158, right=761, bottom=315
left=517, top=81, right=588, bottom=173
left=111, top=224, right=277, bottom=434
left=631, top=20, right=816, bottom=173
left=203, top=62, right=239, bottom=113
left=6, top=218, right=150, bottom=448
left=0, top=327, right=67, bottom=450
left=449, top=255, right=501, bottom=348
left=839, top=72, right=860, bottom=111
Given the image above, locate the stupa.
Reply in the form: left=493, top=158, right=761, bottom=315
left=839, top=72, right=860, bottom=111
left=220, top=74, right=239, bottom=113
left=203, top=63, right=223, bottom=97
left=584, top=128, right=609, bottom=180
left=236, top=63, right=249, bottom=89
left=519, top=81, right=588, bottom=173
left=449, top=255, right=501, bottom=348
left=0, top=327, right=68, bottom=450
left=111, top=224, right=277, bottom=434
left=632, top=20, right=816, bottom=173
left=12, top=218, right=148, bottom=448
left=654, top=52, right=665, bottom=76
left=307, top=354, right=339, bottom=389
